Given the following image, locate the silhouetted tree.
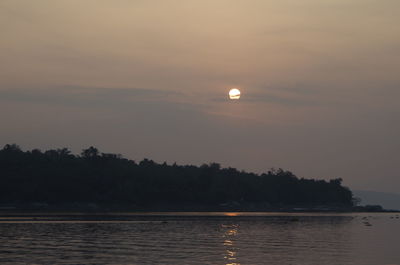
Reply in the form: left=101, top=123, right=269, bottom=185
left=0, top=144, right=355, bottom=207
left=2, top=144, right=21, bottom=152
left=81, top=146, right=99, bottom=159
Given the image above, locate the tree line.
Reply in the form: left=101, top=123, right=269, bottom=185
left=0, top=144, right=354, bottom=206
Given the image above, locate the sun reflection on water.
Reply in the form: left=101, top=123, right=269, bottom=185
left=224, top=213, right=240, bottom=217
left=222, top=224, right=240, bottom=265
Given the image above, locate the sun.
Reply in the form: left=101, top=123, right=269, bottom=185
left=229, top=88, right=241, bottom=100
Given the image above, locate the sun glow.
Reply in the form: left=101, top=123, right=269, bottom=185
left=229, top=88, right=241, bottom=100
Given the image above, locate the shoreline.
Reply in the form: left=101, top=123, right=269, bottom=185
left=0, top=211, right=399, bottom=220
left=0, top=203, right=398, bottom=215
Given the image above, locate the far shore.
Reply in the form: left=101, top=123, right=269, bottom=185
left=0, top=202, right=398, bottom=215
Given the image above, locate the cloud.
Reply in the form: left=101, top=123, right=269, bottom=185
left=210, top=85, right=325, bottom=107
left=0, top=86, right=183, bottom=109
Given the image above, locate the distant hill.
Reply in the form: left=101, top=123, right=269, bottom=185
left=353, top=190, right=400, bottom=211
left=0, top=144, right=354, bottom=210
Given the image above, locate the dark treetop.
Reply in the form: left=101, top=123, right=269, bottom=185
left=0, top=144, right=354, bottom=208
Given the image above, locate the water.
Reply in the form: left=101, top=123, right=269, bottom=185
left=0, top=212, right=399, bottom=265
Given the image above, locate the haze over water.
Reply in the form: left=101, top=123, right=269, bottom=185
left=0, top=212, right=399, bottom=265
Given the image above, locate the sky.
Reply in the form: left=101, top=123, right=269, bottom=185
left=1, top=0, right=399, bottom=193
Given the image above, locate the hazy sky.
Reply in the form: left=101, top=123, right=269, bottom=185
left=1, top=0, right=399, bottom=193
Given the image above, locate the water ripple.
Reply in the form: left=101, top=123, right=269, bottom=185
left=0, top=213, right=399, bottom=264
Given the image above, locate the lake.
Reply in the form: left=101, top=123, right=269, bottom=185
left=0, top=212, right=399, bottom=264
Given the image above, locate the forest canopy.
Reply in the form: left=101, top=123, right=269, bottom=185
left=0, top=144, right=354, bottom=207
